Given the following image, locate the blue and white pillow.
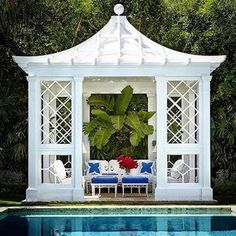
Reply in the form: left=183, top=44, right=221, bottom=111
left=140, top=162, right=153, bottom=175
left=87, top=162, right=100, bottom=175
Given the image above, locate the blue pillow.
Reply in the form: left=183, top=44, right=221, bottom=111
left=88, top=162, right=100, bottom=175
left=140, top=162, right=153, bottom=174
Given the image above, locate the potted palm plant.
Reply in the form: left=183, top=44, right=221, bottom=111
left=83, top=85, right=155, bottom=159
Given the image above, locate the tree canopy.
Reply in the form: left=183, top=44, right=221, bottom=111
left=0, top=0, right=235, bottom=180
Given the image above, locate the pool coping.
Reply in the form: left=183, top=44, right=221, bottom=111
left=1, top=205, right=235, bottom=216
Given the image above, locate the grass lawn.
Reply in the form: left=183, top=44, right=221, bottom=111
left=0, top=194, right=235, bottom=207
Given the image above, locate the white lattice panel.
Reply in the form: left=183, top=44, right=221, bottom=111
left=41, top=81, right=72, bottom=144
left=167, top=154, right=199, bottom=183
left=167, top=81, right=199, bottom=143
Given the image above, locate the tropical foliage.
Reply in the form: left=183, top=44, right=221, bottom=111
left=0, top=0, right=235, bottom=181
left=83, top=86, right=155, bottom=159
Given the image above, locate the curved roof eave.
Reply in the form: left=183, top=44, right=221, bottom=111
left=13, top=14, right=226, bottom=73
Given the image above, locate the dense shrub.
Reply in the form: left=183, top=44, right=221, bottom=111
left=0, top=183, right=27, bottom=195
left=213, top=182, right=236, bottom=195
left=0, top=170, right=26, bottom=197
left=212, top=169, right=236, bottom=196
left=0, top=170, right=26, bottom=184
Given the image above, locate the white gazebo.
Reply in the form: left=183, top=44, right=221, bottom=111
left=13, top=4, right=225, bottom=202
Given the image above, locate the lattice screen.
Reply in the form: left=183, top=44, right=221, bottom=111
left=167, top=81, right=199, bottom=143
left=167, top=154, right=199, bottom=183
left=41, top=155, right=72, bottom=184
left=41, top=81, right=72, bottom=144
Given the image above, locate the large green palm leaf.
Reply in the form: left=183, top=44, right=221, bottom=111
left=126, top=111, right=141, bottom=130
left=110, top=115, right=125, bottom=130
left=91, top=109, right=111, bottom=122
left=141, top=123, right=154, bottom=135
left=130, top=131, right=143, bottom=146
left=114, top=85, right=133, bottom=115
left=83, top=119, right=100, bottom=134
left=87, top=95, right=114, bottom=112
left=92, top=125, right=115, bottom=150
left=126, top=111, right=154, bottom=146
left=138, top=110, right=155, bottom=122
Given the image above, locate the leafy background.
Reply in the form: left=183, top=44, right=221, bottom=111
left=0, top=0, right=235, bottom=186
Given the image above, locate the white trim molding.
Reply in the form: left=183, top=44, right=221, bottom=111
left=72, top=76, right=84, bottom=201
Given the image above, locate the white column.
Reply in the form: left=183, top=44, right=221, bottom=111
left=155, top=76, right=168, bottom=200
left=82, top=92, right=91, bottom=165
left=200, top=76, right=213, bottom=200
left=42, top=93, right=50, bottom=183
left=26, top=76, right=40, bottom=201
left=72, top=76, right=84, bottom=201
left=147, top=93, right=156, bottom=160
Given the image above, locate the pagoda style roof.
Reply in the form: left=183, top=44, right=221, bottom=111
left=13, top=4, right=225, bottom=73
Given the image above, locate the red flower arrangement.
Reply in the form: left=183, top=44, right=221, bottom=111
left=117, top=154, right=138, bottom=173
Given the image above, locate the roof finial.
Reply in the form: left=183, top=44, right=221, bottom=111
left=114, top=4, right=124, bottom=15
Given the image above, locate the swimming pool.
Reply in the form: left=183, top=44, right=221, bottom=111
left=1, top=210, right=236, bottom=235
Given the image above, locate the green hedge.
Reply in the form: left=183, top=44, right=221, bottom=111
left=213, top=182, right=236, bottom=195
left=0, top=183, right=27, bottom=195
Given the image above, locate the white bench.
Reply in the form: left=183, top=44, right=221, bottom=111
left=122, top=176, right=149, bottom=197
left=91, top=176, right=118, bottom=197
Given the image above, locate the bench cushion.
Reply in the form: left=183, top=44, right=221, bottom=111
left=91, top=176, right=118, bottom=184
left=102, top=173, right=118, bottom=175
left=122, top=176, right=149, bottom=184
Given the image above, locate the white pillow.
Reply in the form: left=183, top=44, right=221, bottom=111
left=108, top=160, right=126, bottom=175
left=52, top=160, right=66, bottom=182
left=99, top=160, right=109, bottom=174
left=170, top=159, right=185, bottom=179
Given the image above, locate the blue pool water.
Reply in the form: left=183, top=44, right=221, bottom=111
left=0, top=214, right=236, bottom=235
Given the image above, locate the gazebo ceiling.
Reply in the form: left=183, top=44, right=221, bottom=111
left=13, top=4, right=225, bottom=73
